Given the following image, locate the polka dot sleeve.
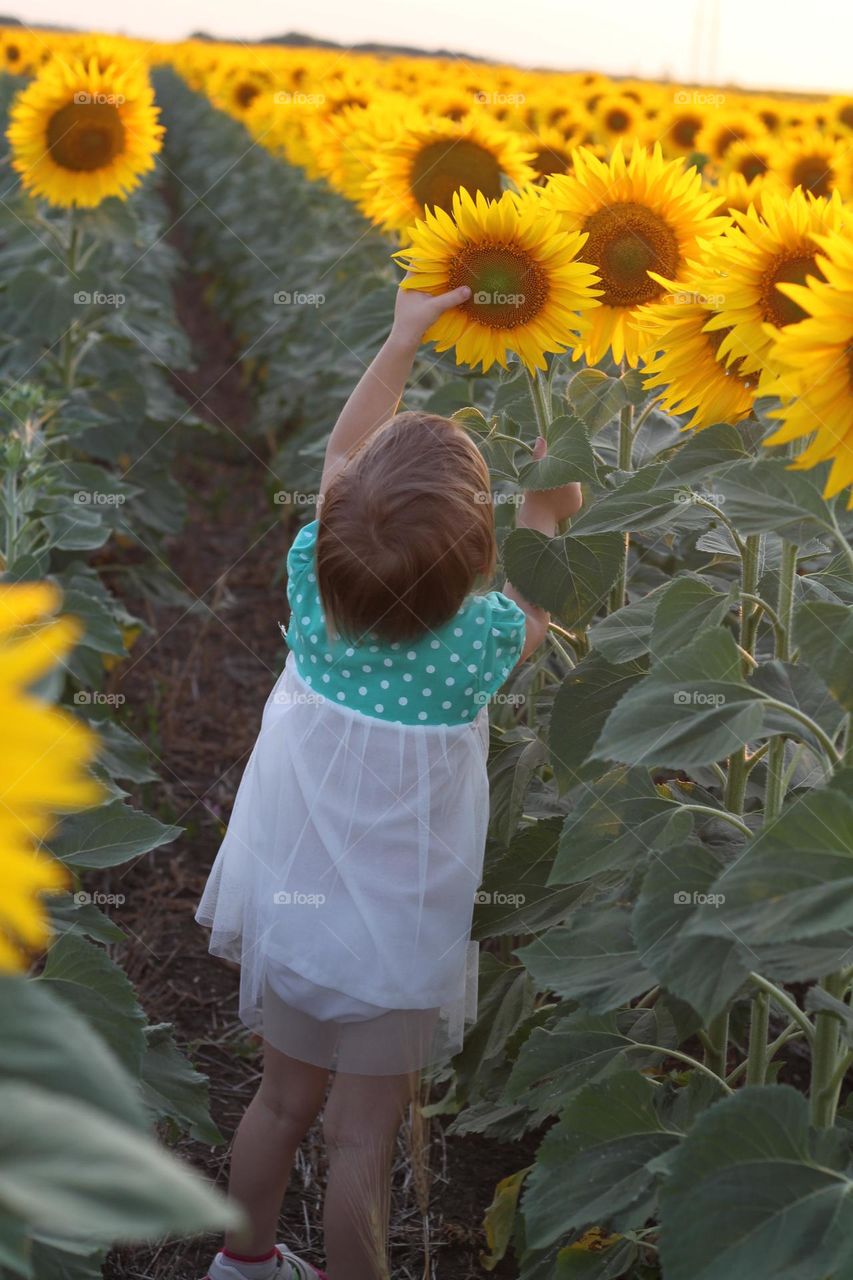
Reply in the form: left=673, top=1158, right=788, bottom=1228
left=476, top=591, right=527, bottom=703
left=285, top=519, right=319, bottom=604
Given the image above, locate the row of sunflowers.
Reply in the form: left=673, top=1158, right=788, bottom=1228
left=1, top=23, right=853, bottom=1280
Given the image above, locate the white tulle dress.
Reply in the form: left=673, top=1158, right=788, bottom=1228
left=195, top=519, right=526, bottom=1075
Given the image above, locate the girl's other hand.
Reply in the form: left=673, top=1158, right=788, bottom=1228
left=391, top=282, right=471, bottom=351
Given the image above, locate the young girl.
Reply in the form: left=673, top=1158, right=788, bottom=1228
left=196, top=282, right=582, bottom=1280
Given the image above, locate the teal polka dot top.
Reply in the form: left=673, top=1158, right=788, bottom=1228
left=284, top=519, right=526, bottom=727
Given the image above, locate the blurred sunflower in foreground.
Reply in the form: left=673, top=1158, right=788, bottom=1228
left=6, top=54, right=164, bottom=207
left=762, top=226, right=853, bottom=506
left=0, top=584, right=102, bottom=970
left=395, top=186, right=601, bottom=372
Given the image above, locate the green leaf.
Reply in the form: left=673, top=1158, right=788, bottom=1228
left=652, top=421, right=751, bottom=487
left=794, top=601, right=853, bottom=710
left=592, top=629, right=765, bottom=768
left=139, top=1024, right=223, bottom=1145
left=522, top=1072, right=679, bottom=1249
left=660, top=1086, right=853, bottom=1280
left=713, top=458, right=837, bottom=543
left=517, top=909, right=652, bottom=1014
left=649, top=576, right=732, bottom=658
left=632, top=842, right=750, bottom=1022
left=693, top=786, right=853, bottom=949
left=587, top=587, right=667, bottom=663
left=567, top=369, right=629, bottom=432
left=554, top=766, right=692, bottom=886
left=49, top=801, right=181, bottom=869
left=517, top=415, right=598, bottom=489
left=39, top=933, right=146, bottom=1076
left=751, top=660, right=845, bottom=754
left=0, top=976, right=146, bottom=1131
left=503, top=528, right=623, bottom=627
left=488, top=728, right=549, bottom=846
left=555, top=1235, right=637, bottom=1279
left=475, top=820, right=584, bottom=938
left=569, top=466, right=688, bottom=536
left=0, top=1084, right=237, bottom=1244
left=550, top=655, right=645, bottom=788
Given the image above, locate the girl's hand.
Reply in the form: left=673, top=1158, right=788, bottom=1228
left=391, top=282, right=471, bottom=351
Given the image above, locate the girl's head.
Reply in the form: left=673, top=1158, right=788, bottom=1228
left=317, top=412, right=496, bottom=644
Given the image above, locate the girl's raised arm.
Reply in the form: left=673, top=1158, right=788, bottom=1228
left=318, top=283, right=470, bottom=498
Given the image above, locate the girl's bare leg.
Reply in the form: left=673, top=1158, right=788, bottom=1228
left=224, top=1042, right=331, bottom=1256
left=321, top=1069, right=417, bottom=1280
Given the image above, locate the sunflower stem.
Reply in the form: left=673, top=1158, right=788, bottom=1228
left=60, top=208, right=81, bottom=392
left=524, top=367, right=552, bottom=440
left=607, top=395, right=634, bottom=613
left=764, top=537, right=798, bottom=825
left=724, top=532, right=764, bottom=814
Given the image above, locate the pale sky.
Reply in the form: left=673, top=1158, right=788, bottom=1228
left=9, top=0, right=853, bottom=94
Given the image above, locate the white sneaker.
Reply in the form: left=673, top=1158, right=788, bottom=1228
left=203, top=1243, right=328, bottom=1280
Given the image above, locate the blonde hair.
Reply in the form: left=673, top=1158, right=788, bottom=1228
left=316, top=412, right=496, bottom=644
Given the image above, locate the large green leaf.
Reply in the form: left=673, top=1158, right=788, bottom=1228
left=475, top=821, right=583, bottom=938
left=0, top=977, right=146, bottom=1131
left=794, top=601, right=853, bottom=710
left=693, top=786, right=853, bottom=949
left=592, top=629, right=765, bottom=768
left=49, top=800, right=181, bottom=869
left=712, top=457, right=837, bottom=543
left=566, top=369, right=632, bottom=433
left=139, top=1024, right=223, bottom=1145
left=587, top=586, right=667, bottom=663
left=503, top=528, right=623, bottom=627
left=660, top=1086, right=853, bottom=1280
left=39, top=933, right=146, bottom=1076
left=648, top=575, right=732, bottom=658
left=549, top=654, right=645, bottom=788
left=0, top=1084, right=237, bottom=1245
left=517, top=909, right=652, bottom=1013
left=552, top=766, right=690, bottom=885
left=517, top=415, right=599, bottom=489
left=632, top=842, right=750, bottom=1022
left=522, top=1072, right=679, bottom=1248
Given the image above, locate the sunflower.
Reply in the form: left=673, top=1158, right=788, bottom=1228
left=772, top=131, right=852, bottom=201
left=698, top=187, right=848, bottom=379
left=712, top=169, right=771, bottom=218
left=761, top=228, right=853, bottom=506
left=0, top=583, right=102, bottom=970
left=7, top=54, right=164, bottom=208
left=542, top=142, right=727, bottom=366
left=720, top=137, right=776, bottom=186
left=524, top=125, right=578, bottom=184
left=362, top=113, right=536, bottom=234
left=827, top=95, right=853, bottom=136
left=659, top=100, right=708, bottom=158
left=591, top=92, right=647, bottom=148
left=634, top=276, right=757, bottom=430
left=696, top=109, right=768, bottom=166
left=394, top=186, right=601, bottom=372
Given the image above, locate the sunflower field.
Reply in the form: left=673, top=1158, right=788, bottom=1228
left=1, top=20, right=853, bottom=1280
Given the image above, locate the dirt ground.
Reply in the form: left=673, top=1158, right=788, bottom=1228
left=97, top=246, right=531, bottom=1280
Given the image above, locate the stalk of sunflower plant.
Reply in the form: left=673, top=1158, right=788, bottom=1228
left=761, top=226, right=853, bottom=507
left=394, top=186, right=601, bottom=374
left=0, top=583, right=102, bottom=970
left=541, top=141, right=728, bottom=367
left=6, top=53, right=164, bottom=208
